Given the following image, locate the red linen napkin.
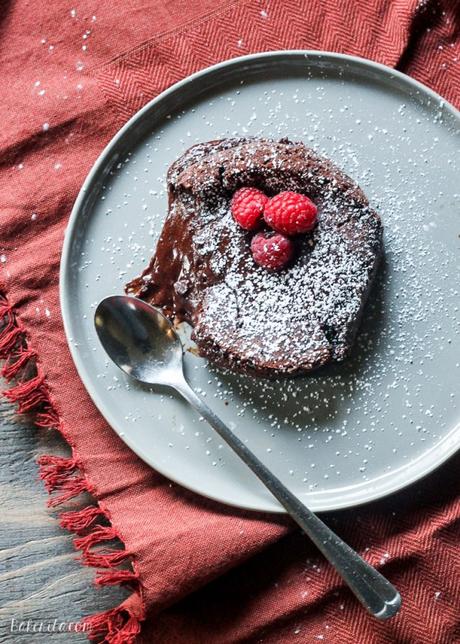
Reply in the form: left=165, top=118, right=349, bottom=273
left=1, top=1, right=459, bottom=642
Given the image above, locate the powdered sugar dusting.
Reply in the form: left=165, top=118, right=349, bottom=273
left=132, top=138, right=382, bottom=375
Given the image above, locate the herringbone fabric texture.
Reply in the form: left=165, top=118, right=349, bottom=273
left=0, top=0, right=458, bottom=642
left=97, top=0, right=460, bottom=120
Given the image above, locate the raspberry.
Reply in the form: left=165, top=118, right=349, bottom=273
left=231, top=187, right=268, bottom=231
left=264, top=191, right=317, bottom=235
left=250, top=232, right=294, bottom=271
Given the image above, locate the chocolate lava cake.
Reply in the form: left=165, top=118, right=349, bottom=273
left=126, top=138, right=383, bottom=377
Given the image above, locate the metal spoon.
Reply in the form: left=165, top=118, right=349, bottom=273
left=94, top=295, right=401, bottom=620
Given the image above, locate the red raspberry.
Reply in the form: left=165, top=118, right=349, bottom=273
left=231, top=187, right=268, bottom=231
left=250, top=232, right=294, bottom=271
left=264, top=191, right=317, bottom=235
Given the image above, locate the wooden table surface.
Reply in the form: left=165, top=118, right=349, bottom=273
left=0, top=389, right=127, bottom=642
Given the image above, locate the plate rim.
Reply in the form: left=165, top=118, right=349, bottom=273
left=60, top=50, right=460, bottom=514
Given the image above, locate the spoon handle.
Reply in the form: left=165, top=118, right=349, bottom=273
left=176, top=379, right=401, bottom=620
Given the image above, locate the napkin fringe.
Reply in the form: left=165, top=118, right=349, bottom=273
left=95, top=569, right=140, bottom=588
left=82, top=603, right=142, bottom=644
left=0, top=294, right=145, bottom=643
left=74, top=525, right=134, bottom=568
left=60, top=505, right=105, bottom=532
left=37, top=454, right=80, bottom=490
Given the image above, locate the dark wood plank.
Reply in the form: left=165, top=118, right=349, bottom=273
left=0, top=391, right=127, bottom=642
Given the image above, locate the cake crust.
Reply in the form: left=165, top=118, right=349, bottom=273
left=126, top=138, right=383, bottom=377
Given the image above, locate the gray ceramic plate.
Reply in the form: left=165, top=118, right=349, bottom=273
left=60, top=51, right=460, bottom=513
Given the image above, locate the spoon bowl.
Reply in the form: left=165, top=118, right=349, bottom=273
left=95, top=296, right=183, bottom=386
